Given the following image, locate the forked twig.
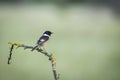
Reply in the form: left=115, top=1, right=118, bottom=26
left=8, top=42, right=60, bottom=80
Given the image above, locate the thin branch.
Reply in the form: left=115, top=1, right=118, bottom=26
left=8, top=44, right=14, bottom=64
left=8, top=42, right=60, bottom=80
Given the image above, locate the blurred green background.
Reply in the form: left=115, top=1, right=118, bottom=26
left=0, top=1, right=120, bottom=80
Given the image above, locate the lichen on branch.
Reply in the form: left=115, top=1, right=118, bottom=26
left=8, top=42, right=60, bottom=80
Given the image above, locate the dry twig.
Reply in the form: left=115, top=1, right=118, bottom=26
left=8, top=42, right=60, bottom=80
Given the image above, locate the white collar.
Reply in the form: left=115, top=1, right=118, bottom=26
left=43, top=34, right=50, bottom=37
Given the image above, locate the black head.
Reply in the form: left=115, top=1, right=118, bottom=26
left=43, top=31, right=53, bottom=36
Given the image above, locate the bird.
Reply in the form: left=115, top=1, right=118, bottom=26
left=31, top=31, right=53, bottom=51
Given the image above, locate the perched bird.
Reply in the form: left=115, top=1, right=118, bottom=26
left=31, top=31, right=53, bottom=51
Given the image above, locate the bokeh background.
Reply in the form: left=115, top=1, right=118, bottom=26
left=0, top=0, right=120, bottom=80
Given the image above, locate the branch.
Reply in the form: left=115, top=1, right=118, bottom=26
left=8, top=42, right=60, bottom=80
left=8, top=44, right=14, bottom=64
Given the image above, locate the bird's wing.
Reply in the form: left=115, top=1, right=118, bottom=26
left=31, top=36, right=49, bottom=51
left=37, top=36, right=49, bottom=45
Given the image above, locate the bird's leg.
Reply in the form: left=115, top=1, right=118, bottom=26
left=38, top=46, right=42, bottom=50
left=42, top=46, right=47, bottom=52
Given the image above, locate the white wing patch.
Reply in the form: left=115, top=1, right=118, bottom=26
left=40, top=39, right=45, bottom=42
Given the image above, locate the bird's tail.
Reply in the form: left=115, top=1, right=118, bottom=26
left=31, top=45, right=39, bottom=51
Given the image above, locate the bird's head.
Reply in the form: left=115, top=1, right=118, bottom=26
left=44, top=31, right=53, bottom=36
